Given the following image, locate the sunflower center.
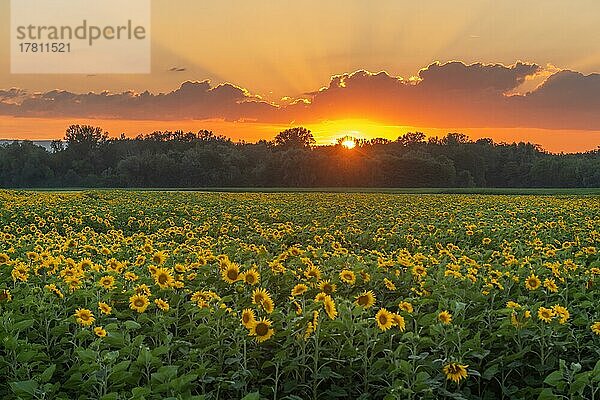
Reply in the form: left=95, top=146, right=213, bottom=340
left=227, top=269, right=238, bottom=280
left=255, top=323, right=269, bottom=336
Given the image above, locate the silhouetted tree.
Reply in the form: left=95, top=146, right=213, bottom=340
left=64, top=125, right=109, bottom=149
left=274, top=127, right=316, bottom=149
left=397, top=132, right=426, bottom=146
left=1, top=125, right=599, bottom=188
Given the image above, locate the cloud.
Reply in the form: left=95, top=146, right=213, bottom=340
left=1, top=61, right=599, bottom=132
left=5, top=80, right=276, bottom=121
left=283, top=61, right=600, bottom=130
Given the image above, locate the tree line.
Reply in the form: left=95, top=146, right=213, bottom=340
left=0, top=125, right=598, bottom=188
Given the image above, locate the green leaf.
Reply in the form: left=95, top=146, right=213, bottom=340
left=482, top=364, right=499, bottom=380
left=38, top=364, right=56, bottom=383
left=570, top=372, right=590, bottom=394
left=10, top=380, right=38, bottom=397
left=124, top=320, right=142, bottom=330
left=13, top=319, right=34, bottom=332
left=76, top=348, right=98, bottom=363
left=591, top=360, right=600, bottom=382
left=543, top=370, right=563, bottom=387
left=241, top=392, right=260, bottom=400
left=537, top=388, right=558, bottom=400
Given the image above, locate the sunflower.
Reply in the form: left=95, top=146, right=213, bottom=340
left=249, top=318, right=275, bottom=343
left=339, top=270, right=356, bottom=285
left=314, top=292, right=328, bottom=302
left=304, top=265, right=322, bottom=280
left=79, top=258, right=93, bottom=270
left=552, top=305, right=569, bottom=324
left=304, top=322, right=315, bottom=339
left=151, top=251, right=167, bottom=265
left=537, top=306, right=555, bottom=323
left=98, top=302, right=112, bottom=315
left=252, top=288, right=274, bottom=313
left=398, top=301, right=413, bottom=314
left=242, top=268, right=260, bottom=285
left=291, top=283, right=308, bottom=297
left=154, top=298, right=170, bottom=311
left=312, top=310, right=320, bottom=329
left=0, top=289, right=12, bottom=302
left=221, top=263, right=240, bottom=284
left=124, top=272, right=139, bottom=282
left=261, top=297, right=275, bottom=314
left=443, top=363, right=469, bottom=384
left=153, top=267, right=174, bottom=289
left=288, top=246, right=302, bottom=256
left=141, top=243, right=153, bottom=253
left=74, top=308, right=95, bottom=326
left=506, top=301, right=521, bottom=309
left=98, top=275, right=115, bottom=290
left=591, top=322, right=600, bottom=336
left=360, top=270, right=371, bottom=282
left=412, top=265, right=427, bottom=278
left=129, top=294, right=150, bottom=313
left=392, top=313, right=406, bottom=332
left=134, top=284, right=152, bottom=297
left=93, top=326, right=107, bottom=338
left=318, top=280, right=336, bottom=294
left=482, top=237, right=492, bottom=245
left=355, top=291, right=376, bottom=308
left=438, top=310, right=452, bottom=325
left=292, top=301, right=303, bottom=315
left=375, top=308, right=394, bottom=331
left=384, top=278, right=396, bottom=291
left=252, top=288, right=270, bottom=305
left=323, top=295, right=338, bottom=320
left=544, top=278, right=558, bottom=293
left=0, top=253, right=10, bottom=264
left=525, top=273, right=541, bottom=290
left=241, top=308, right=256, bottom=328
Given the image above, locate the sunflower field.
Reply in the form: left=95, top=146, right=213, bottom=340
left=0, top=191, right=599, bottom=400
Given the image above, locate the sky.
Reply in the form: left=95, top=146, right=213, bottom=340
left=1, top=0, right=600, bottom=152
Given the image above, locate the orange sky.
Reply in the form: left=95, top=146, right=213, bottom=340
left=1, top=1, right=600, bottom=152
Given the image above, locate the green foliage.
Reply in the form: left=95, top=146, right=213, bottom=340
left=0, top=191, right=598, bottom=399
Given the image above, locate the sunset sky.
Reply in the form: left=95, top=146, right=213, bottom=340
left=1, top=0, right=600, bottom=152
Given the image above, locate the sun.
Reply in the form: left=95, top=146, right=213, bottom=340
left=341, top=138, right=356, bottom=149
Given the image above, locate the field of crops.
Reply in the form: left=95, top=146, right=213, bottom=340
left=0, top=191, right=599, bottom=400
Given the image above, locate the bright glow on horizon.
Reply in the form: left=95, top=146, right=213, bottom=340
left=341, top=138, right=356, bottom=149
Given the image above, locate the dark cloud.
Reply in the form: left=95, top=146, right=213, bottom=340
left=0, top=61, right=599, bottom=131
left=4, top=80, right=276, bottom=121
left=417, top=61, right=539, bottom=93
left=0, top=88, right=28, bottom=103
